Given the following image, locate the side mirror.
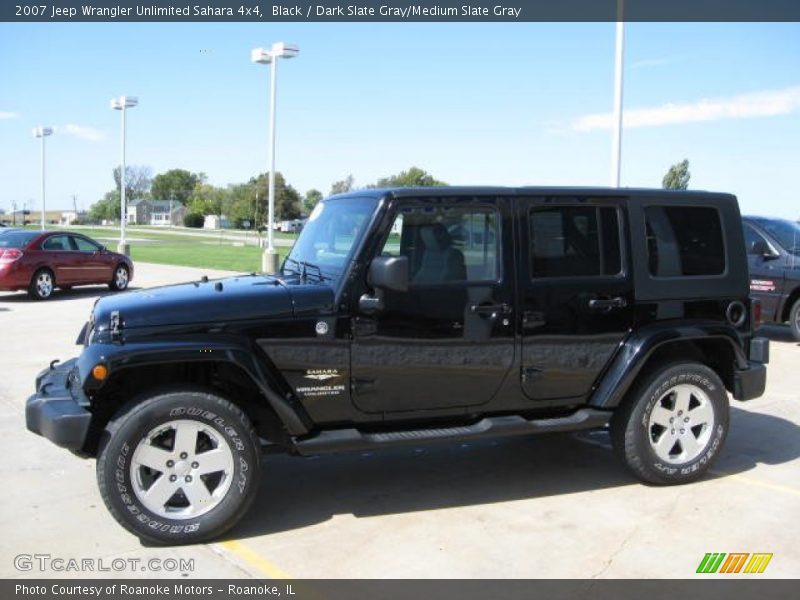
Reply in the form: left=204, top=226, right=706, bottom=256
left=369, top=255, right=409, bottom=292
left=751, top=240, right=778, bottom=259
left=358, top=256, right=409, bottom=314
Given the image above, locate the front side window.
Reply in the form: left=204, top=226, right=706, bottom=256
left=645, top=206, right=725, bottom=277
left=529, top=206, right=621, bottom=278
left=284, top=196, right=377, bottom=282
left=754, top=218, right=800, bottom=255
left=381, top=203, right=500, bottom=285
left=71, top=236, right=101, bottom=252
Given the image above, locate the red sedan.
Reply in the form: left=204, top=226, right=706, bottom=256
left=0, top=230, right=134, bottom=300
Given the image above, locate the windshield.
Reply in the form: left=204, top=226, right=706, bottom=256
left=284, top=196, right=378, bottom=282
left=755, top=218, right=800, bottom=254
left=0, top=231, right=39, bottom=248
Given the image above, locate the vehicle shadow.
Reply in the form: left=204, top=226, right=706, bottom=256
left=756, top=323, right=798, bottom=345
left=223, top=406, right=800, bottom=541
left=0, top=286, right=139, bottom=304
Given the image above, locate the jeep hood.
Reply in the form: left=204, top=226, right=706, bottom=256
left=91, top=274, right=333, bottom=332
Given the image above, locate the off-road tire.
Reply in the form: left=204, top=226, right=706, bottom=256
left=610, top=362, right=729, bottom=485
left=96, top=388, right=260, bottom=545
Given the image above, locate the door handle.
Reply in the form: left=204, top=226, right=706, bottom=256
left=588, top=296, right=627, bottom=311
left=470, top=303, right=511, bottom=319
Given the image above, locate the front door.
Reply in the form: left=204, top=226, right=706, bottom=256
left=350, top=195, right=515, bottom=414
left=519, top=197, right=634, bottom=402
left=743, top=223, right=784, bottom=321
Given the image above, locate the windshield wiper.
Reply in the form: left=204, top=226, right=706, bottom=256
left=283, top=257, right=331, bottom=282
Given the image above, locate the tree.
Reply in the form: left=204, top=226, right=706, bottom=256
left=662, top=159, right=691, bottom=190
left=89, top=190, right=120, bottom=222
left=372, top=166, right=447, bottom=188
left=151, top=169, right=205, bottom=204
left=187, top=183, right=229, bottom=217
left=245, top=172, right=302, bottom=222
left=113, top=165, right=152, bottom=201
left=329, top=175, right=354, bottom=196
left=303, top=189, right=323, bottom=213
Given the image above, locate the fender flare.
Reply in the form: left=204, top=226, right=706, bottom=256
left=75, top=338, right=312, bottom=435
left=589, top=321, right=748, bottom=409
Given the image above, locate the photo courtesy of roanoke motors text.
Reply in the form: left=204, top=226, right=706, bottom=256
left=2, top=1, right=800, bottom=598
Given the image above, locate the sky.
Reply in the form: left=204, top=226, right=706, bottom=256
left=1, top=22, right=799, bottom=218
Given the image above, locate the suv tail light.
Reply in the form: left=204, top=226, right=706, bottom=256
left=751, top=297, right=763, bottom=329
left=0, top=248, right=23, bottom=265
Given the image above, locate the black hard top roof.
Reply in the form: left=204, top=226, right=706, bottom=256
left=329, top=186, right=736, bottom=201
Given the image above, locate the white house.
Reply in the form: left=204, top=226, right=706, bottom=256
left=204, top=214, right=231, bottom=230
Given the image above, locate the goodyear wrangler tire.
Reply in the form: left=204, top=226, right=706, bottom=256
left=610, top=362, right=729, bottom=485
left=96, top=389, right=260, bottom=545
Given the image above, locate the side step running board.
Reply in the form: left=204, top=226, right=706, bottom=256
left=294, top=408, right=611, bottom=456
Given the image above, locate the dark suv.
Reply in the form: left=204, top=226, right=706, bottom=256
left=742, top=216, right=800, bottom=340
left=26, top=188, right=769, bottom=544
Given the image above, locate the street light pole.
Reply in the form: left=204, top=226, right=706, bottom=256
left=611, top=0, right=625, bottom=187
left=252, top=42, right=299, bottom=274
left=110, top=96, right=138, bottom=255
left=32, top=126, right=53, bottom=230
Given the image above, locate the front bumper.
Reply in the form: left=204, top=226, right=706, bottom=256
left=25, top=358, right=91, bottom=450
left=733, top=336, right=769, bottom=401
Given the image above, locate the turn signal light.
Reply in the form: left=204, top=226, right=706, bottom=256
left=92, top=364, right=109, bottom=381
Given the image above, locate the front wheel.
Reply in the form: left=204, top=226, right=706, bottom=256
left=790, top=298, right=800, bottom=342
left=96, top=389, right=261, bottom=544
left=109, top=264, right=130, bottom=291
left=611, top=362, right=729, bottom=485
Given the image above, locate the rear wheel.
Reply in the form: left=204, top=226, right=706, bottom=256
left=789, top=298, right=800, bottom=342
left=611, top=362, right=729, bottom=485
left=109, top=264, right=129, bottom=291
left=28, top=268, right=55, bottom=300
left=96, top=389, right=261, bottom=544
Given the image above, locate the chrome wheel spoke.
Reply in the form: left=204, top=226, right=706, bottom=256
left=688, top=402, right=713, bottom=426
left=650, top=405, right=673, bottom=428
left=134, top=443, right=173, bottom=471
left=653, top=430, right=676, bottom=457
left=144, top=474, right=180, bottom=508
left=173, top=422, right=198, bottom=456
left=678, top=432, right=702, bottom=458
left=182, top=479, right=213, bottom=509
left=196, top=448, right=233, bottom=476
left=673, top=386, right=692, bottom=415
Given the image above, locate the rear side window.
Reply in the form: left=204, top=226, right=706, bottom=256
left=0, top=231, right=38, bottom=248
left=529, top=206, right=621, bottom=278
left=42, top=235, right=70, bottom=251
left=645, top=206, right=725, bottom=277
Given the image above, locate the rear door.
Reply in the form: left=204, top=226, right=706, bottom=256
left=350, top=195, right=515, bottom=414
left=41, top=234, right=78, bottom=284
left=518, top=196, right=633, bottom=402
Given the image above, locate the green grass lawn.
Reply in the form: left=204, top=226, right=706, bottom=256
left=130, top=242, right=289, bottom=272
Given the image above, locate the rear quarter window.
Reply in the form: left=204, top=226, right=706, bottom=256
left=645, top=206, right=726, bottom=277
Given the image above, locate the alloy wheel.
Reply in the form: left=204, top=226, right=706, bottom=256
left=647, top=383, right=715, bottom=464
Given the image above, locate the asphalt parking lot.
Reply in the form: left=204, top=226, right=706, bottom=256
left=1, top=262, right=798, bottom=579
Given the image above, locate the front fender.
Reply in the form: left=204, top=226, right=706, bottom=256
left=75, top=337, right=312, bottom=435
left=590, top=321, right=748, bottom=409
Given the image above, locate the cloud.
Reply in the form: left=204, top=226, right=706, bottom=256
left=59, top=123, right=106, bottom=142
left=0, top=111, right=20, bottom=119
left=571, top=86, right=800, bottom=132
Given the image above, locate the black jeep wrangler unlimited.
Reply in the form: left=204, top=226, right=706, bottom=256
left=26, top=187, right=769, bottom=544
